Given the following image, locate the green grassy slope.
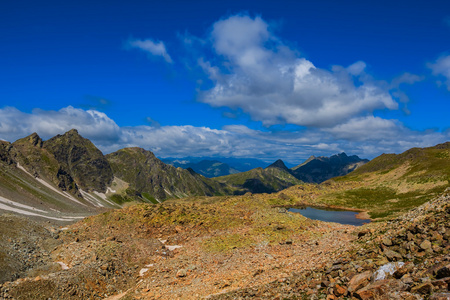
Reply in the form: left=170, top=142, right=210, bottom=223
left=106, top=147, right=229, bottom=202
left=213, top=161, right=302, bottom=195
left=280, top=142, right=450, bottom=219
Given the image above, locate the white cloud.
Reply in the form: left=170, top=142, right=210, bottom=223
left=197, top=15, right=398, bottom=128
left=347, top=61, right=366, bottom=76
left=324, top=116, right=400, bottom=141
left=0, top=106, right=121, bottom=143
left=0, top=106, right=447, bottom=164
left=428, top=55, right=450, bottom=90
left=128, top=38, right=173, bottom=63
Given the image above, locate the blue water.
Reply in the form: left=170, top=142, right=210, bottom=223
left=289, top=207, right=370, bottom=226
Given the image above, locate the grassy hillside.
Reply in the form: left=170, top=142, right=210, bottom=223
left=279, top=142, right=450, bottom=219
left=106, top=147, right=229, bottom=202
left=214, top=162, right=302, bottom=195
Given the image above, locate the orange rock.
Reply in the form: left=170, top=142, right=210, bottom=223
left=355, top=288, right=375, bottom=300
left=334, top=284, right=346, bottom=296
left=348, top=271, right=372, bottom=293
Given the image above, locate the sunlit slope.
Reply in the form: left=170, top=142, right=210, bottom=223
left=214, top=160, right=302, bottom=195
left=0, top=146, right=102, bottom=221
left=106, top=147, right=228, bottom=203
left=0, top=132, right=121, bottom=221
left=281, top=142, right=450, bottom=219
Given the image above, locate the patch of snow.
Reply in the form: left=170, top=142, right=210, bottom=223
left=79, top=190, right=103, bottom=207
left=165, top=245, right=182, bottom=251
left=374, top=262, right=405, bottom=281
left=0, top=200, right=84, bottom=221
left=61, top=191, right=87, bottom=206
left=158, top=239, right=167, bottom=244
left=17, top=163, right=87, bottom=207
left=107, top=187, right=116, bottom=193
left=93, top=191, right=117, bottom=207
left=0, top=196, right=48, bottom=213
left=164, top=188, right=172, bottom=196
left=16, top=163, right=33, bottom=177
left=56, top=261, right=70, bottom=270
left=94, top=191, right=107, bottom=200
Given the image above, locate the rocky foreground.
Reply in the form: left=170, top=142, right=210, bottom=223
left=214, top=188, right=450, bottom=300
left=0, top=188, right=449, bottom=299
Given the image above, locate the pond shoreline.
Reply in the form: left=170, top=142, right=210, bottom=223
left=273, top=202, right=371, bottom=220
left=288, top=206, right=371, bottom=226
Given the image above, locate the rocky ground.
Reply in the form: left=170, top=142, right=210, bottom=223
left=0, top=188, right=449, bottom=299
left=213, top=188, right=450, bottom=300
left=0, top=214, right=62, bottom=284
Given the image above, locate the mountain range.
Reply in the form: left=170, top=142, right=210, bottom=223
left=162, top=159, right=241, bottom=178
left=0, top=130, right=229, bottom=220
left=290, top=153, right=369, bottom=183
left=1, top=130, right=449, bottom=299
left=0, top=129, right=374, bottom=220
left=162, top=156, right=272, bottom=177
left=214, top=159, right=303, bottom=195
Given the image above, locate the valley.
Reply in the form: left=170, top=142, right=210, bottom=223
left=0, top=130, right=449, bottom=299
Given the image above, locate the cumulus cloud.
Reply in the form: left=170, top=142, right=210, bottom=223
left=0, top=106, right=447, bottom=164
left=127, top=38, right=173, bottom=63
left=428, top=54, right=450, bottom=90
left=0, top=106, right=121, bottom=143
left=197, top=15, right=398, bottom=128
left=324, top=116, right=401, bottom=141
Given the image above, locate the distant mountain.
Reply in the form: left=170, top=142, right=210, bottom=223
left=162, top=157, right=270, bottom=174
left=207, top=153, right=369, bottom=194
left=106, top=148, right=228, bottom=202
left=290, top=153, right=369, bottom=183
left=312, top=142, right=450, bottom=218
left=213, top=159, right=302, bottom=194
left=0, top=130, right=235, bottom=221
left=163, top=159, right=240, bottom=178
left=267, top=159, right=291, bottom=172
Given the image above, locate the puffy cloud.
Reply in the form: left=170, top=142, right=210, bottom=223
left=346, top=61, right=367, bottom=76
left=127, top=38, right=173, bottom=63
left=324, top=116, right=401, bottom=141
left=428, top=54, right=450, bottom=90
left=0, top=106, right=447, bottom=164
left=0, top=106, right=121, bottom=143
left=197, top=15, right=398, bottom=128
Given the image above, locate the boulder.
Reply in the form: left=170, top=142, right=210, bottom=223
left=348, top=271, right=372, bottom=293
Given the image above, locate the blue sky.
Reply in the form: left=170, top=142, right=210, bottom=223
left=1, top=0, right=450, bottom=164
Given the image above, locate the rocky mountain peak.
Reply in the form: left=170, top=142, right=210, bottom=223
left=14, top=132, right=43, bottom=148
left=290, top=152, right=369, bottom=183
left=266, top=159, right=289, bottom=171
left=43, top=129, right=113, bottom=193
left=66, top=128, right=79, bottom=135
left=28, top=132, right=43, bottom=147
